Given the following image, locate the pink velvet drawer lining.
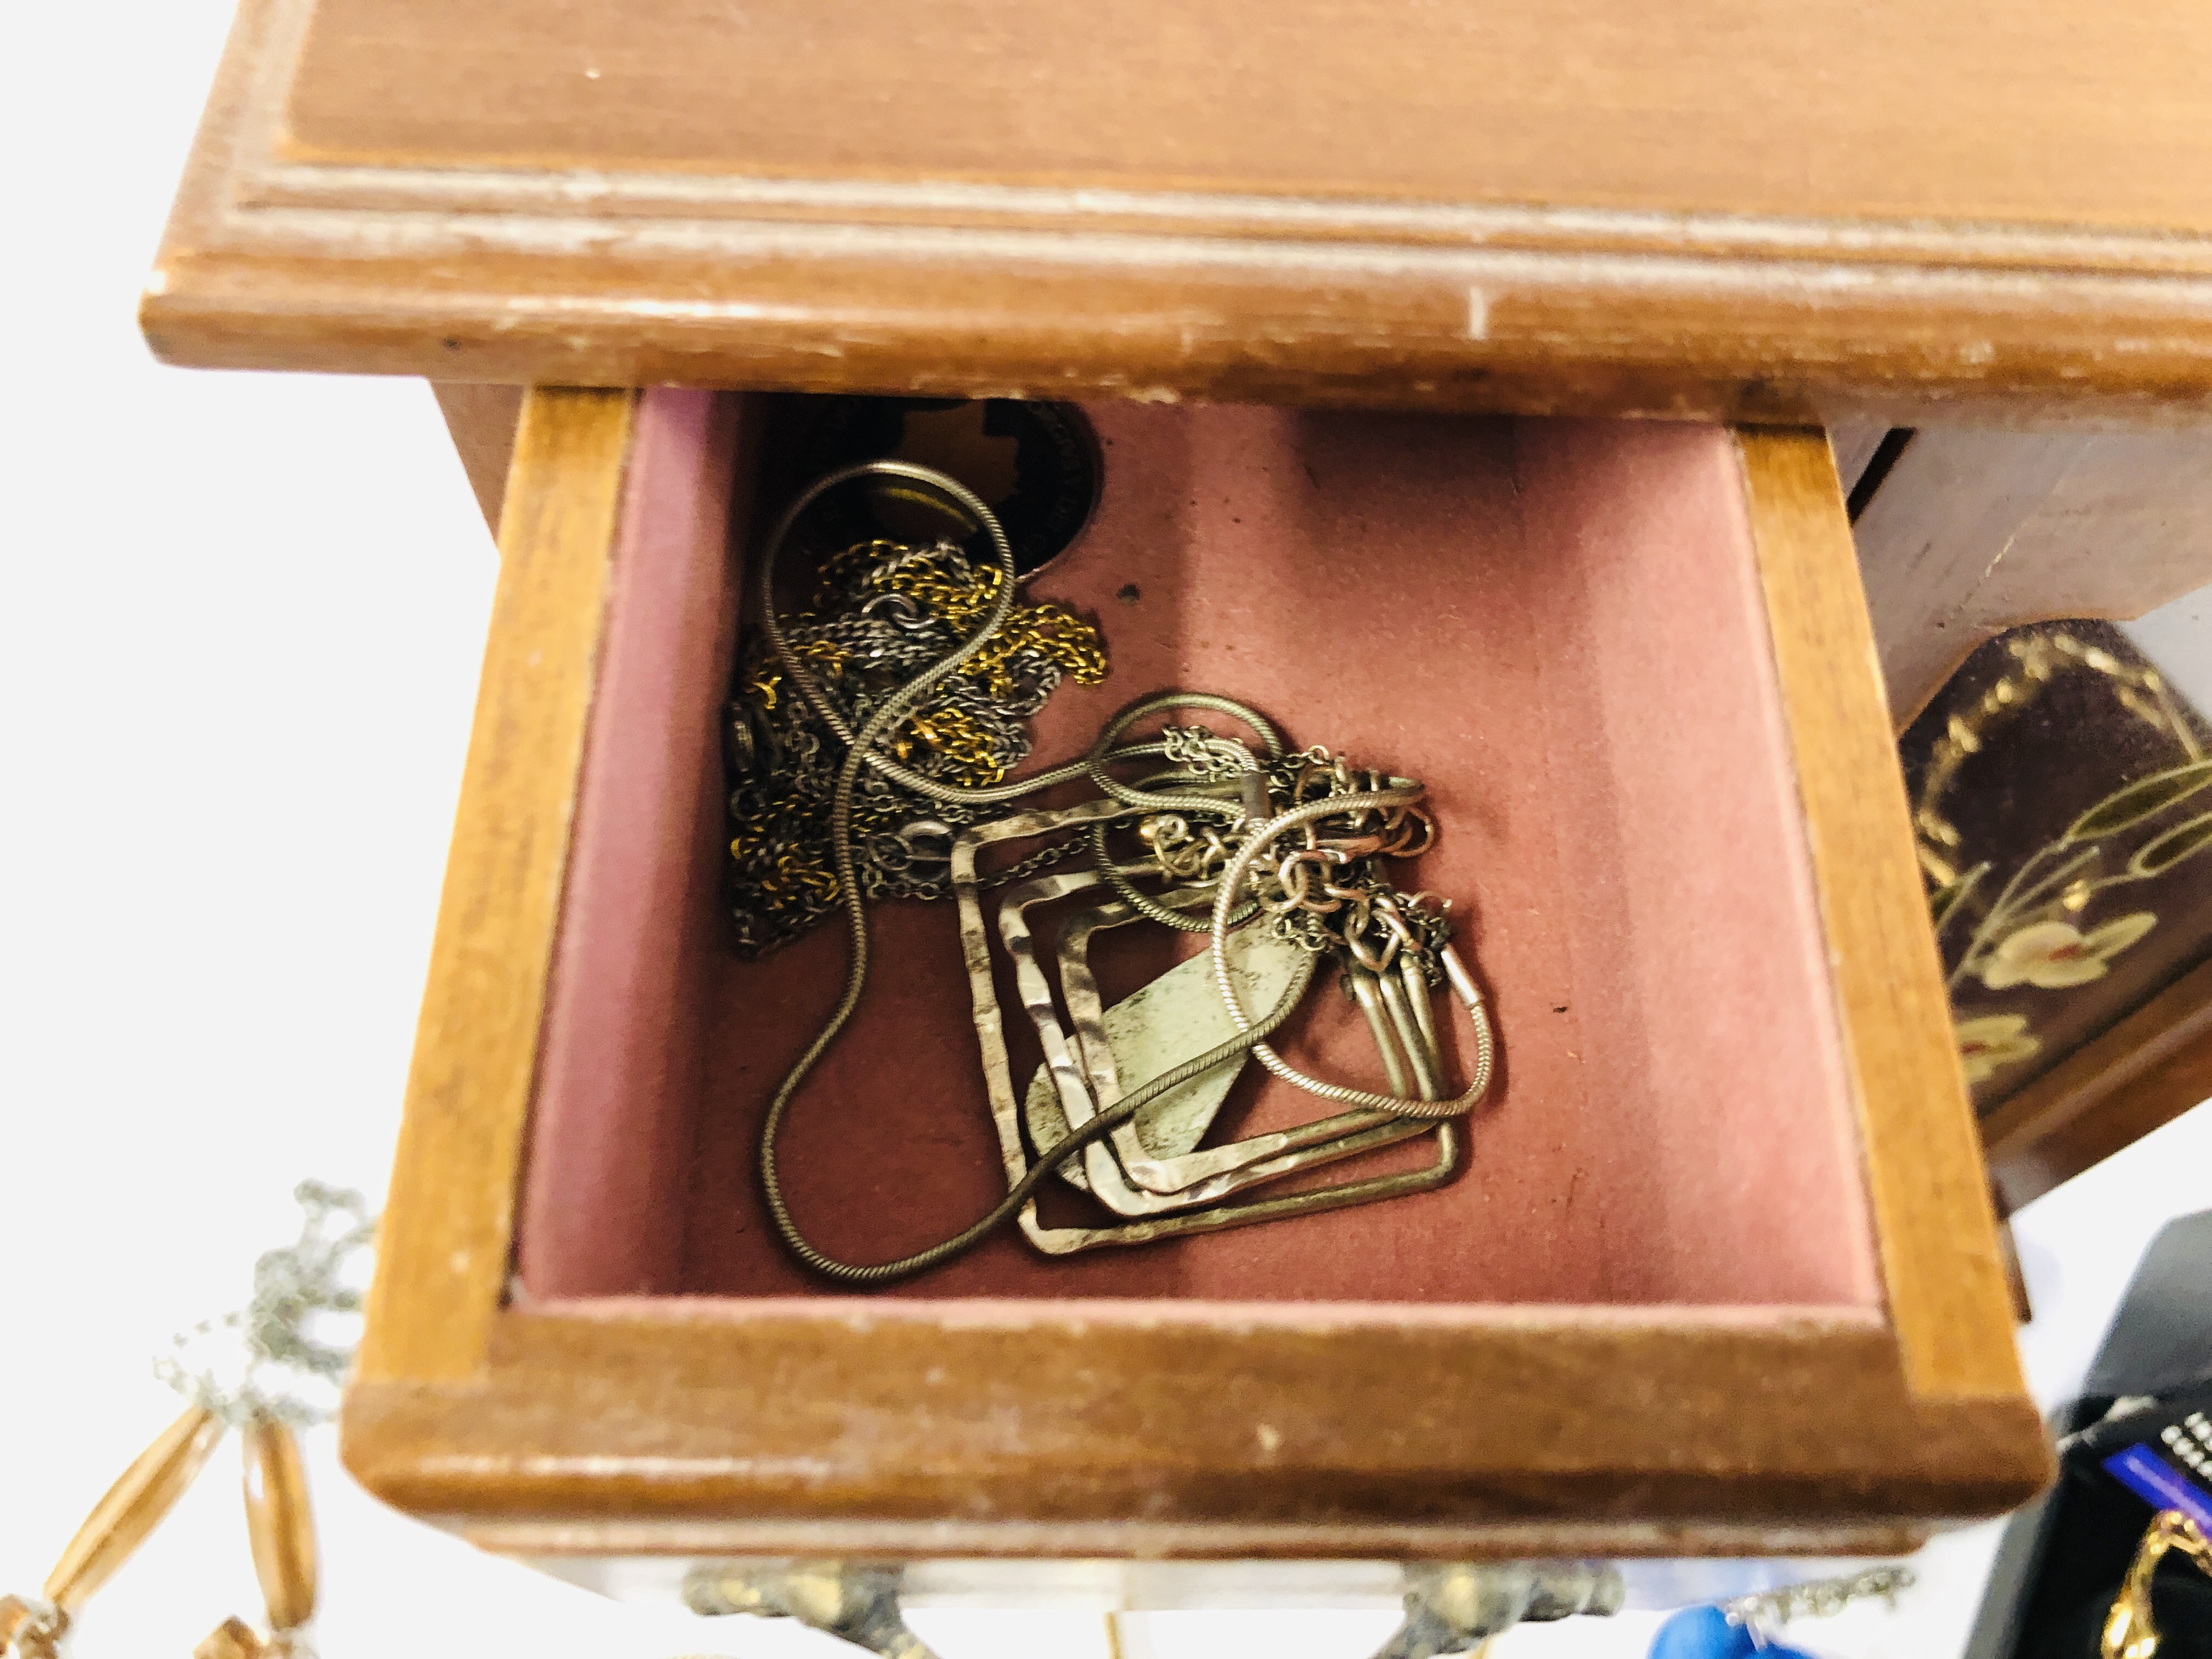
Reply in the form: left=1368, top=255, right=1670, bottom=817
left=516, top=390, right=1879, bottom=1310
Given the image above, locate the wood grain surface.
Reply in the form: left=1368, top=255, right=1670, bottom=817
left=143, top=0, right=2212, bottom=416
left=430, top=383, right=526, bottom=537
left=341, top=1307, right=2043, bottom=1559
left=1854, top=428, right=2212, bottom=726
left=356, top=386, right=636, bottom=1387
left=1829, top=425, right=1894, bottom=504
left=281, top=1, right=2212, bottom=231
left=1735, top=429, right=2031, bottom=1404
left=1983, top=953, right=2212, bottom=1211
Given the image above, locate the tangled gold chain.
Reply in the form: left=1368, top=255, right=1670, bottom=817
left=726, top=538, right=1108, bottom=956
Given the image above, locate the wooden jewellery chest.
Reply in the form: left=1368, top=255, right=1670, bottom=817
left=138, top=0, right=2212, bottom=1624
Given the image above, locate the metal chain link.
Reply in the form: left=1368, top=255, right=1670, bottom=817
left=725, top=537, right=1108, bottom=956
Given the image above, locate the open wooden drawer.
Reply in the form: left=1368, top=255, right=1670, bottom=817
left=343, top=386, right=2049, bottom=1563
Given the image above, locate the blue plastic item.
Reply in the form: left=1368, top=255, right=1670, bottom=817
left=1647, top=1605, right=1820, bottom=1658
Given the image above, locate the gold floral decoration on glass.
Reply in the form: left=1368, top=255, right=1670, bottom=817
left=1979, top=913, right=2159, bottom=991
left=1911, top=628, right=2212, bottom=1091
left=1942, top=755, right=2208, bottom=999
left=1954, top=1014, right=2042, bottom=1085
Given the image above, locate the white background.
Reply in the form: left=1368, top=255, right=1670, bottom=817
left=3, top=3, right=2209, bottom=1655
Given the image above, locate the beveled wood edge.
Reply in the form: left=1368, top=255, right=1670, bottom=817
left=1983, top=953, right=2212, bottom=1211
left=138, top=247, right=2212, bottom=427
left=201, top=0, right=2212, bottom=278
left=447, top=1518, right=1937, bottom=1563
left=341, top=1311, right=2047, bottom=1551
left=430, top=382, right=527, bottom=537
left=1733, top=430, right=2032, bottom=1407
left=1888, top=628, right=1999, bottom=736
left=1853, top=427, right=2212, bottom=729
left=357, top=386, right=637, bottom=1386
left=139, top=0, right=2212, bottom=420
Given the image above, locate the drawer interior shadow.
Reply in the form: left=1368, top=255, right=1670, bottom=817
left=515, top=392, right=1880, bottom=1310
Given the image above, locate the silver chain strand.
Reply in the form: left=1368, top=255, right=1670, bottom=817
left=154, top=1181, right=376, bottom=1428
left=1721, top=1565, right=1917, bottom=1634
